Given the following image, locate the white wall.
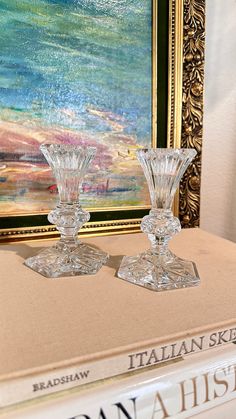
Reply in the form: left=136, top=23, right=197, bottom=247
left=200, top=0, right=236, bottom=242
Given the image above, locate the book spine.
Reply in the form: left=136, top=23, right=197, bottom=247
left=1, top=324, right=236, bottom=409
left=193, top=399, right=236, bottom=419
left=3, top=345, right=236, bottom=419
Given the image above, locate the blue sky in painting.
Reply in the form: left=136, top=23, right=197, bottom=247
left=0, top=0, right=152, bottom=142
left=0, top=0, right=153, bottom=212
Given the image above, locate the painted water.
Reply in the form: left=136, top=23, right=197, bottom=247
left=0, top=0, right=152, bottom=214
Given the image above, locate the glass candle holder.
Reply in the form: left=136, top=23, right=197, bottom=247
left=118, top=148, right=200, bottom=291
left=25, top=144, right=108, bottom=278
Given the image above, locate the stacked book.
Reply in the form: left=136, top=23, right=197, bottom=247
left=1, top=228, right=236, bottom=418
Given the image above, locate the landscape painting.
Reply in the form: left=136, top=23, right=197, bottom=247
left=0, top=0, right=153, bottom=215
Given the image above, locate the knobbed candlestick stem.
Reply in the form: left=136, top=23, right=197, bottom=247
left=25, top=144, right=108, bottom=278
left=118, top=148, right=200, bottom=291
left=141, top=208, right=181, bottom=260
left=48, top=202, right=90, bottom=252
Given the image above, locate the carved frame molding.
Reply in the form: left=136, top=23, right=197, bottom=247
left=168, top=0, right=205, bottom=227
left=0, top=0, right=205, bottom=242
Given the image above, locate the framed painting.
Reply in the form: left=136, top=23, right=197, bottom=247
left=0, top=0, right=204, bottom=242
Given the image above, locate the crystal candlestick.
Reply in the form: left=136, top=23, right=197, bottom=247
left=118, top=148, right=200, bottom=291
left=25, top=144, right=108, bottom=278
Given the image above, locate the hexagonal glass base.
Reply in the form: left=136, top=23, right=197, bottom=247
left=118, top=250, right=200, bottom=291
left=25, top=242, right=108, bottom=278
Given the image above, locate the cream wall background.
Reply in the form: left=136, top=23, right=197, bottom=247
left=200, top=0, right=236, bottom=242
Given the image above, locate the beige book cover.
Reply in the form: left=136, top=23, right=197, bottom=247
left=2, top=345, right=236, bottom=419
left=0, top=228, right=236, bottom=407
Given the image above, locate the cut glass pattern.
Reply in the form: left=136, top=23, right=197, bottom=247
left=25, top=144, right=108, bottom=278
left=118, top=148, right=200, bottom=291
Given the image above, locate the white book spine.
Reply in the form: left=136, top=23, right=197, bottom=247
left=1, top=325, right=236, bottom=409
left=2, top=344, right=236, bottom=419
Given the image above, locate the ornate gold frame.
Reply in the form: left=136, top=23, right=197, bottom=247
left=0, top=0, right=205, bottom=243
left=168, top=0, right=204, bottom=227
